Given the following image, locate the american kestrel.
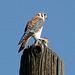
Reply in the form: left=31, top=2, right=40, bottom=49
left=18, top=12, right=47, bottom=52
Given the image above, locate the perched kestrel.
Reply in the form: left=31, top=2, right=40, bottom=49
left=18, top=12, right=47, bottom=52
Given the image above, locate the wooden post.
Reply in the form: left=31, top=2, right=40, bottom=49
left=19, top=40, right=64, bottom=75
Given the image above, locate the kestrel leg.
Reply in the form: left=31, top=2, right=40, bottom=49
left=33, top=36, right=37, bottom=41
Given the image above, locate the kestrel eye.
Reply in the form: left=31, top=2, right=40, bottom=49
left=38, top=14, right=40, bottom=16
left=44, top=14, right=46, bottom=16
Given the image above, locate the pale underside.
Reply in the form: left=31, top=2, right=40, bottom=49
left=34, top=27, right=43, bottom=39
left=28, top=27, right=43, bottom=40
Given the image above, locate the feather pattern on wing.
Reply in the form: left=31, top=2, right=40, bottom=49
left=18, top=17, right=44, bottom=45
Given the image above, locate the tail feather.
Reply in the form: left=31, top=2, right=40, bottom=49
left=18, top=38, right=29, bottom=53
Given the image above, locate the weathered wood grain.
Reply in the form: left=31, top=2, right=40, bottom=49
left=19, top=40, right=64, bottom=75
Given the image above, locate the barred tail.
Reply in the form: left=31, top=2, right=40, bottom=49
left=18, top=38, right=29, bottom=53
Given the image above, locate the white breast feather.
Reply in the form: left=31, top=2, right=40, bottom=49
left=34, top=27, right=43, bottom=39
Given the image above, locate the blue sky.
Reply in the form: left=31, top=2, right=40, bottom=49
left=0, top=0, right=75, bottom=75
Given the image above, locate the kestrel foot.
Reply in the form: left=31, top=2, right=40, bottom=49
left=42, top=38, right=49, bottom=44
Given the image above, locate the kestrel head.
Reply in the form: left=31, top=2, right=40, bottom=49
left=36, top=12, right=47, bottom=21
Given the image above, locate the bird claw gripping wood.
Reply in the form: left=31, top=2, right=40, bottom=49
left=42, top=38, right=49, bottom=46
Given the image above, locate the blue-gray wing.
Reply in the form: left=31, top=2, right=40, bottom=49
left=18, top=19, right=44, bottom=45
